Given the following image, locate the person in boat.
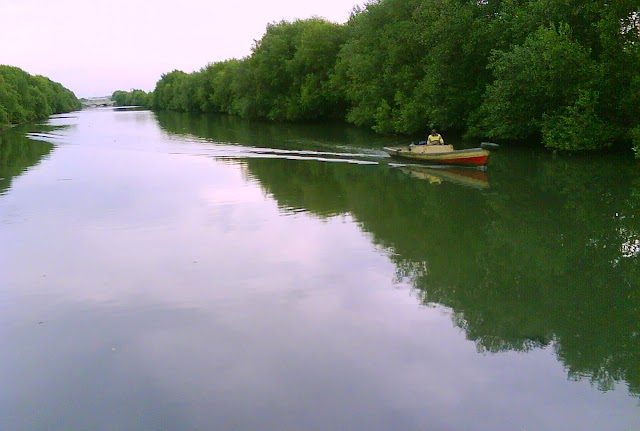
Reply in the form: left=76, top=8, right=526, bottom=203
left=427, top=129, right=445, bottom=145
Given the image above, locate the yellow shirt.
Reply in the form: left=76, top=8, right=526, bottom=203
left=427, top=133, right=444, bottom=144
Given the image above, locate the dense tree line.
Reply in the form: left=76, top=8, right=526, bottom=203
left=114, top=0, right=640, bottom=153
left=111, top=89, right=150, bottom=107
left=0, top=65, right=81, bottom=130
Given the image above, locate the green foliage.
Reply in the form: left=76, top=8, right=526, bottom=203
left=150, top=70, right=189, bottom=110
left=468, top=0, right=640, bottom=150
left=201, top=60, right=241, bottom=114
left=0, top=107, right=9, bottom=126
left=541, top=90, right=617, bottom=151
left=112, top=89, right=151, bottom=107
left=230, top=18, right=349, bottom=121
left=334, top=0, right=426, bottom=131
left=0, top=65, right=80, bottom=129
left=471, top=24, right=596, bottom=140
left=139, top=18, right=347, bottom=122
left=632, top=125, right=640, bottom=158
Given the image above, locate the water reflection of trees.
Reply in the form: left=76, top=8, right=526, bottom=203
left=154, top=111, right=390, bottom=151
left=0, top=125, right=55, bottom=195
left=155, top=111, right=640, bottom=397
left=249, top=155, right=640, bottom=397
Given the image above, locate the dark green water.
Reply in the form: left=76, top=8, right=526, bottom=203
left=1, top=109, right=639, bottom=430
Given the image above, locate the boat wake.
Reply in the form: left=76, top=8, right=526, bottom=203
left=25, top=132, right=68, bottom=144
left=172, top=142, right=389, bottom=166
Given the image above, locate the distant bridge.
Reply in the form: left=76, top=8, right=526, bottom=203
left=81, top=97, right=115, bottom=108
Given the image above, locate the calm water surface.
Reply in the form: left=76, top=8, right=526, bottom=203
left=1, top=109, right=639, bottom=430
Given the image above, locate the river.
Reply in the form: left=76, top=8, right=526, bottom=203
left=1, top=108, right=639, bottom=430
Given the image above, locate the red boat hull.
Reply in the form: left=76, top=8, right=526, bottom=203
left=438, top=154, right=489, bottom=166
left=383, top=146, right=490, bottom=167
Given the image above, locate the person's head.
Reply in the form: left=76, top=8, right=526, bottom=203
left=431, top=129, right=437, bottom=135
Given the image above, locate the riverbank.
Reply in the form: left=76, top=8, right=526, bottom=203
left=0, top=65, right=81, bottom=131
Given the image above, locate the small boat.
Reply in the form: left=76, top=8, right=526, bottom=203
left=383, top=144, right=490, bottom=167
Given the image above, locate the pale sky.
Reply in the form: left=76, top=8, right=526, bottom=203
left=0, top=0, right=360, bottom=98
